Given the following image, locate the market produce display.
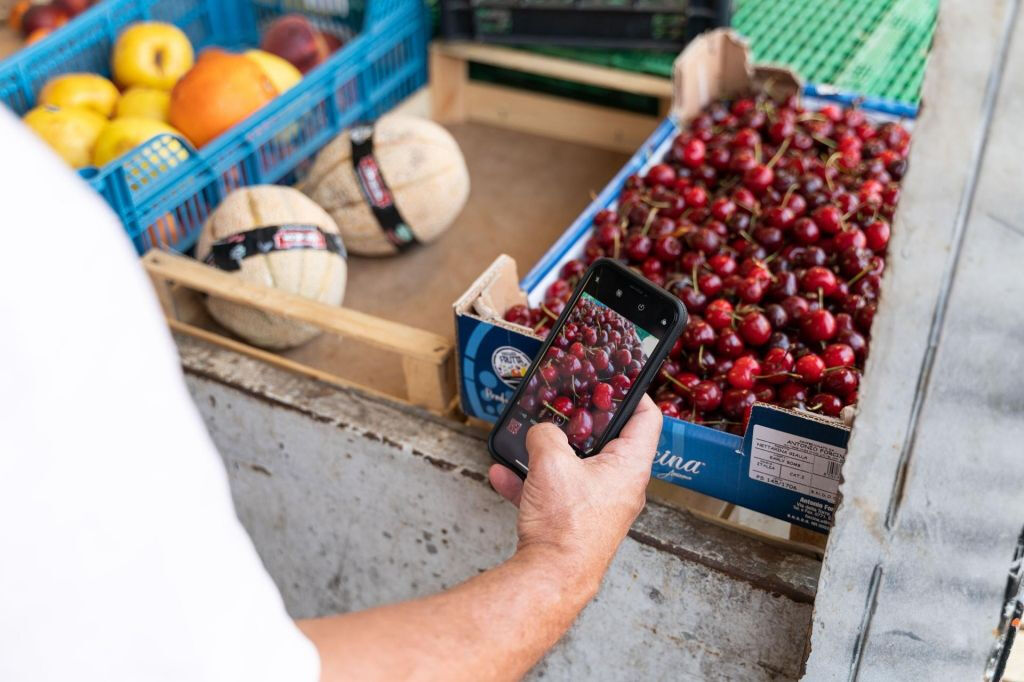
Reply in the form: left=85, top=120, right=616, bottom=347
left=196, top=185, right=348, bottom=350
left=18, top=15, right=339, bottom=168
left=7, top=0, right=94, bottom=45
left=300, top=114, right=471, bottom=256
left=505, top=92, right=909, bottom=433
left=514, top=293, right=655, bottom=452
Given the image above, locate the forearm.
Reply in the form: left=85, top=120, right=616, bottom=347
left=297, top=545, right=600, bottom=682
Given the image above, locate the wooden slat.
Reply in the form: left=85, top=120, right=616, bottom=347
left=166, top=318, right=409, bottom=408
left=464, top=81, right=660, bottom=154
left=429, top=46, right=468, bottom=123
left=401, top=353, right=456, bottom=415
left=433, top=41, right=673, bottom=100
left=143, top=251, right=451, bottom=364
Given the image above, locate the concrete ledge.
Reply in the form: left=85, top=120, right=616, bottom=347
left=179, top=333, right=820, bottom=679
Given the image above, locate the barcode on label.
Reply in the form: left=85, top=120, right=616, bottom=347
left=826, top=460, right=842, bottom=478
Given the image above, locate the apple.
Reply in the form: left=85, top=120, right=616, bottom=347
left=260, top=15, right=330, bottom=74
left=21, top=4, right=67, bottom=37
left=112, top=21, right=195, bottom=90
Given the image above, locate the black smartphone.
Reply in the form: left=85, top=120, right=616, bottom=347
left=489, top=258, right=687, bottom=477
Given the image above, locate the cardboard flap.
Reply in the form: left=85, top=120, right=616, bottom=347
left=671, top=29, right=803, bottom=122
left=453, top=254, right=529, bottom=325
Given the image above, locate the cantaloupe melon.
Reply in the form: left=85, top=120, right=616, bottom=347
left=299, top=114, right=470, bottom=256
left=196, top=185, right=347, bottom=349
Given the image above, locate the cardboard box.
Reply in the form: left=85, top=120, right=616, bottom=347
left=454, top=31, right=860, bottom=532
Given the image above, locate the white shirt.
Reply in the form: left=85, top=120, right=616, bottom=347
left=0, top=106, right=320, bottom=681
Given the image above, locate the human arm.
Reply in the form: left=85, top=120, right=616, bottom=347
left=297, top=395, right=662, bottom=681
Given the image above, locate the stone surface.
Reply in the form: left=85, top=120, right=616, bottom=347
left=181, top=335, right=819, bottom=680
left=804, top=1, right=1024, bottom=679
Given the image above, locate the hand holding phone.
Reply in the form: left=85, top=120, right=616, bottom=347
left=489, top=259, right=687, bottom=475
left=489, top=394, right=663, bottom=587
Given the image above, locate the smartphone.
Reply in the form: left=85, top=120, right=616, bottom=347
left=489, top=258, right=687, bottom=476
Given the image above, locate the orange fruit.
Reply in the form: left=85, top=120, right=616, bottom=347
left=168, top=48, right=277, bottom=148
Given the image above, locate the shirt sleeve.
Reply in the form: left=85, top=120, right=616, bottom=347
left=0, top=107, right=321, bottom=682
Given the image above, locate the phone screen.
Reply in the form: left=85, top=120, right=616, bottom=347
left=491, top=260, right=684, bottom=474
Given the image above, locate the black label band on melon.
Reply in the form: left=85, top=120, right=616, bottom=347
left=204, top=224, right=347, bottom=272
left=349, top=123, right=418, bottom=251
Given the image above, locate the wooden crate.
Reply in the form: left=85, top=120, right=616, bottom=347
left=144, top=251, right=457, bottom=415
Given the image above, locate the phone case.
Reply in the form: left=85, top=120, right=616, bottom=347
left=488, top=258, right=688, bottom=477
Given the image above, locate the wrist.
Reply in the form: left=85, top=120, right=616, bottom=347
left=512, top=542, right=604, bottom=606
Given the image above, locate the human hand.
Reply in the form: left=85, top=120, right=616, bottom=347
left=489, top=394, right=662, bottom=589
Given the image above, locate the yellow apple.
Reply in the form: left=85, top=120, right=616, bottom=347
left=112, top=22, right=194, bottom=90
left=244, top=49, right=302, bottom=94
left=38, top=73, right=120, bottom=118
left=23, top=105, right=107, bottom=168
left=115, top=87, right=171, bottom=121
left=92, top=117, right=186, bottom=167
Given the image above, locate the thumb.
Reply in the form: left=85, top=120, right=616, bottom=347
left=524, top=422, right=577, bottom=473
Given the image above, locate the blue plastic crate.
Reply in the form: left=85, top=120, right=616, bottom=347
left=0, top=0, right=428, bottom=254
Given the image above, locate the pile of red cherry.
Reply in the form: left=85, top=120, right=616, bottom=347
left=505, top=92, right=910, bottom=434
left=515, top=296, right=647, bottom=451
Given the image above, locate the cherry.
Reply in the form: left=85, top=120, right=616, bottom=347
left=682, top=320, right=716, bottom=350
left=698, top=272, right=724, bottom=297
left=812, top=204, right=843, bottom=234
left=760, top=347, right=794, bottom=384
left=692, top=380, right=723, bottom=412
left=684, top=185, right=708, bottom=209
left=834, top=228, right=867, bottom=252
left=716, top=329, right=746, bottom=359
left=738, top=312, right=772, bottom=346
left=737, top=277, right=766, bottom=303
left=743, top=165, right=774, bottom=195
left=658, top=400, right=681, bottom=418
left=569, top=341, right=587, bottom=359
left=680, top=138, right=706, bottom=168
left=801, top=266, right=839, bottom=296
left=646, top=163, right=676, bottom=187
left=567, top=409, right=594, bottom=447
left=540, top=365, right=559, bottom=385
left=722, top=388, right=756, bottom=421
left=794, top=353, right=825, bottom=384
left=654, top=235, right=683, bottom=262
left=763, top=303, right=788, bottom=329
left=792, top=217, right=820, bottom=245
left=625, top=233, right=652, bottom=261
left=727, top=355, right=762, bottom=390
left=550, top=395, right=574, bottom=417
left=801, top=309, right=838, bottom=342
left=589, top=348, right=610, bottom=371
left=592, top=410, right=614, bottom=437
left=705, top=298, right=734, bottom=330
left=612, top=348, right=632, bottom=368
left=592, top=382, right=615, bottom=411
left=810, top=392, right=843, bottom=417
left=609, top=374, right=631, bottom=398
left=865, top=219, right=891, bottom=251
left=504, top=304, right=530, bottom=325
left=823, top=343, right=855, bottom=368
left=837, top=328, right=868, bottom=360
left=560, top=259, right=586, bottom=281
left=778, top=381, right=807, bottom=404
left=625, top=360, right=642, bottom=380
left=823, top=366, right=859, bottom=398
left=709, top=253, right=737, bottom=277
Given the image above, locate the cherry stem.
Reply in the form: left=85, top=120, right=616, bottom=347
left=754, top=139, right=763, bottom=165
left=692, top=263, right=700, bottom=295
left=697, top=419, right=741, bottom=426
left=612, top=229, right=621, bottom=259
left=542, top=401, right=569, bottom=421
left=847, top=264, right=872, bottom=287
left=532, top=318, right=549, bottom=333
left=812, top=135, right=837, bottom=149
left=781, top=184, right=797, bottom=207
left=759, top=371, right=801, bottom=380
left=662, top=373, right=692, bottom=393
left=818, top=287, right=824, bottom=309
left=766, top=137, right=791, bottom=170
left=541, top=303, right=560, bottom=321
left=641, top=206, right=659, bottom=237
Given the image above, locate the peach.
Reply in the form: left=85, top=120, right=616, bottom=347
left=259, top=15, right=330, bottom=74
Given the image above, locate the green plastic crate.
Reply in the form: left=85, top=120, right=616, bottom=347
left=523, top=0, right=937, bottom=114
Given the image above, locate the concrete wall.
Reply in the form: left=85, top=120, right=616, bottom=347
left=181, top=337, right=819, bottom=680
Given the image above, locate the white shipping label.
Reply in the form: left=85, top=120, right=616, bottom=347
left=748, top=425, right=846, bottom=503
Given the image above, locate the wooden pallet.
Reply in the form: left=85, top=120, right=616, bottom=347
left=144, top=251, right=457, bottom=415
